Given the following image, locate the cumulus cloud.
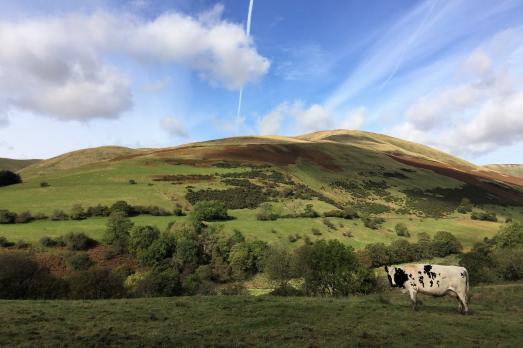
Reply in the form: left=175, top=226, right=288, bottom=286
left=160, top=116, right=189, bottom=139
left=0, top=7, right=269, bottom=121
left=394, top=29, right=523, bottom=157
left=340, top=107, right=366, bottom=130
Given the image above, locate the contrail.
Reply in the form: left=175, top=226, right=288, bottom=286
left=236, top=0, right=254, bottom=123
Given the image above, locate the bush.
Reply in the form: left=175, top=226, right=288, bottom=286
left=50, top=209, right=69, bottom=221
left=70, top=204, right=87, bottom=220
left=0, top=236, right=14, bottom=248
left=15, top=240, right=31, bottom=249
left=129, top=179, right=137, bottom=185
left=256, top=203, right=279, bottom=221
left=297, top=240, right=377, bottom=296
left=322, top=218, right=336, bottom=230
left=395, top=223, right=410, bottom=237
left=459, top=248, right=498, bottom=285
left=134, top=269, right=182, bottom=297
left=432, top=231, right=462, bottom=257
left=140, top=233, right=177, bottom=267
left=362, top=243, right=391, bottom=268
left=301, top=204, right=320, bottom=218
left=14, top=211, right=33, bottom=224
left=104, top=212, right=134, bottom=254
left=0, top=253, right=68, bottom=299
left=493, top=223, right=523, bottom=249
left=86, top=204, right=111, bottom=217
left=229, top=242, right=254, bottom=280
left=0, top=170, right=21, bottom=187
left=0, top=210, right=17, bottom=224
left=493, top=248, right=523, bottom=281
left=39, top=236, right=65, bottom=248
left=189, top=200, right=230, bottom=222
left=471, top=211, right=498, bottom=222
left=64, top=232, right=97, bottom=251
left=311, top=228, right=322, bottom=236
left=40, top=181, right=50, bottom=187
left=129, top=225, right=160, bottom=257
left=66, top=252, right=94, bottom=271
left=363, top=216, right=385, bottom=230
left=68, top=269, right=126, bottom=299
left=264, top=246, right=299, bottom=289
left=110, top=200, right=136, bottom=217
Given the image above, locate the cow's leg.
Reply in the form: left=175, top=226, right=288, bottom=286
left=457, top=292, right=469, bottom=315
left=408, top=289, right=418, bottom=311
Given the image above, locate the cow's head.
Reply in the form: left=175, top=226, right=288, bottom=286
left=384, top=265, right=408, bottom=288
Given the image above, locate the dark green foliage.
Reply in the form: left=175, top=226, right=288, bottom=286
left=129, top=179, right=137, bottom=185
left=297, top=240, right=377, bottom=296
left=186, top=184, right=272, bottom=209
left=362, top=243, right=391, bottom=268
left=66, top=252, right=94, bottom=271
left=70, top=204, right=87, bottom=220
left=50, top=209, right=69, bottom=221
left=301, top=204, right=319, bottom=218
left=86, top=204, right=111, bottom=217
left=432, top=231, right=462, bottom=257
left=133, top=205, right=172, bottom=216
left=0, top=209, right=17, bottom=224
left=362, top=216, right=385, bottom=230
left=129, top=225, right=161, bottom=257
left=189, top=200, right=230, bottom=222
left=110, top=200, right=136, bottom=217
left=0, top=236, right=14, bottom=247
left=0, top=170, right=21, bottom=187
left=229, top=242, right=253, bottom=279
left=140, top=233, right=177, bottom=267
left=68, top=269, right=126, bottom=299
left=104, top=212, right=134, bottom=254
left=14, top=211, right=33, bottom=223
left=264, top=246, right=299, bottom=289
left=459, top=246, right=498, bottom=285
left=311, top=228, right=322, bottom=236
left=471, top=211, right=498, bottom=222
left=135, top=269, right=182, bottom=297
left=63, top=232, right=97, bottom=251
left=493, top=223, right=523, bottom=248
left=322, top=218, right=336, bottom=230
left=40, top=181, right=50, bottom=187
left=39, top=236, right=65, bottom=248
left=0, top=253, right=68, bottom=299
left=457, top=198, right=472, bottom=213
left=493, top=248, right=523, bottom=281
left=394, top=223, right=410, bottom=237
left=256, top=203, right=279, bottom=221
left=388, top=239, right=416, bottom=263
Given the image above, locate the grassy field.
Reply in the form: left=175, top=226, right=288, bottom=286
left=1, top=282, right=521, bottom=347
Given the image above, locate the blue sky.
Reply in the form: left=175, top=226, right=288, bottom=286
left=0, top=0, right=522, bottom=164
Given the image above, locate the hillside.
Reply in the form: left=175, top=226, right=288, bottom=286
left=484, top=164, right=523, bottom=179
left=0, top=158, right=40, bottom=172
left=1, top=130, right=522, bottom=250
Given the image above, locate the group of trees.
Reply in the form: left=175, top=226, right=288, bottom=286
left=0, top=170, right=21, bottom=187
left=459, top=223, right=523, bottom=284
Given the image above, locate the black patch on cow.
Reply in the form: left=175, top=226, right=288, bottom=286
left=393, top=268, right=409, bottom=288
left=409, top=273, right=414, bottom=279
left=436, top=280, right=440, bottom=287
left=418, top=276, right=425, bottom=287
left=418, top=271, right=421, bottom=274
left=460, top=272, right=465, bottom=278
left=423, top=265, right=437, bottom=280
left=430, top=280, right=434, bottom=287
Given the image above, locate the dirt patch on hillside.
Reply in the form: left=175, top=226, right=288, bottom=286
left=389, top=154, right=523, bottom=205
left=203, top=144, right=341, bottom=171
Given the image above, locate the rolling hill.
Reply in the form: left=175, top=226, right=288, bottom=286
left=483, top=164, right=523, bottom=179
left=1, top=130, right=522, bottom=249
left=0, top=158, right=41, bottom=172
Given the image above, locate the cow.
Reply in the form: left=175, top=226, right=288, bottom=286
left=384, top=264, right=470, bottom=314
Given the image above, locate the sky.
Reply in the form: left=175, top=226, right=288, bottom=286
left=0, top=0, right=522, bottom=164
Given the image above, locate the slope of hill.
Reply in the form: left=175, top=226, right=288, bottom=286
left=484, top=164, right=523, bottom=179
left=1, top=130, right=522, bottom=250
left=0, top=158, right=41, bottom=172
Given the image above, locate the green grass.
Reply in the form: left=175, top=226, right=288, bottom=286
left=1, top=282, right=522, bottom=347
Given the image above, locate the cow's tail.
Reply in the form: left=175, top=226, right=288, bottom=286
left=464, top=268, right=470, bottom=304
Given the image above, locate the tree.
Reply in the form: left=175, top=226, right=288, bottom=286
left=229, top=242, right=254, bottom=279
left=70, top=204, right=87, bottom=220
left=0, top=170, right=21, bottom=187
left=256, top=203, right=278, bottom=221
left=0, top=210, right=17, bottom=224
left=264, top=246, right=298, bottom=289
left=129, top=225, right=160, bottom=256
left=494, top=223, right=523, bottom=249
left=110, top=200, right=135, bottom=217
left=189, top=200, right=230, bottom=222
left=140, top=233, right=176, bottom=267
left=388, top=239, right=415, bottom=263
left=432, top=231, right=462, bottom=257
left=171, top=222, right=201, bottom=271
left=395, top=223, right=410, bottom=237
left=413, top=232, right=433, bottom=259
left=104, top=212, right=134, bottom=254
left=362, top=243, right=390, bottom=267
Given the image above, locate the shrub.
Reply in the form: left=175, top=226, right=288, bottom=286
left=86, top=204, right=110, bottom=217
left=129, top=225, right=160, bottom=256
left=64, top=232, right=97, bottom=251
left=110, top=200, right=136, bottom=217
left=229, top=242, right=254, bottom=280
left=341, top=207, right=359, bottom=219
left=493, top=223, right=523, bottom=249
left=40, top=181, right=50, bottom=187
left=129, top=179, right=137, bottom=185
left=0, top=210, right=17, bottom=224
left=39, top=236, right=65, bottom=248
left=66, top=252, right=94, bottom=271
left=50, top=209, right=69, bottom=221
left=493, top=248, right=523, bottom=281
left=0, top=236, right=14, bottom=247
left=432, top=231, right=462, bottom=257
left=301, top=204, right=320, bottom=218
left=68, top=269, right=126, bottom=299
left=134, top=269, right=182, bottom=297
left=189, top=200, right=230, bottom=222
left=362, top=243, right=391, bottom=268
left=459, top=248, right=498, bottom=285
left=363, top=216, right=385, bottom=230
left=0, top=253, right=68, bottom=299
left=140, top=233, right=177, bottom=267
left=323, top=210, right=343, bottom=218
left=311, top=228, right=322, bottom=236
left=288, top=234, right=300, bottom=243
left=264, top=246, right=299, bottom=288
left=15, top=240, right=31, bottom=249
left=0, top=170, right=21, bottom=187
left=256, top=203, right=279, bottom=221
left=322, top=218, right=336, bottom=230
left=471, top=211, right=498, bottom=222
left=70, top=204, right=87, bottom=220
left=395, top=223, right=410, bottom=237
left=14, top=211, right=33, bottom=223
left=104, top=212, right=134, bottom=254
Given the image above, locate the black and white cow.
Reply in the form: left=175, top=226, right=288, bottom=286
left=384, top=264, right=470, bottom=314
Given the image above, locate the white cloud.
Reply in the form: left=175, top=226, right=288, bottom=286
left=340, top=107, right=366, bottom=130
left=257, top=102, right=287, bottom=135
left=160, top=116, right=189, bottom=139
left=0, top=7, right=269, bottom=121
left=294, top=104, right=331, bottom=132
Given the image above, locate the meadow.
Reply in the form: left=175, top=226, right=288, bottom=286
left=0, top=282, right=521, bottom=347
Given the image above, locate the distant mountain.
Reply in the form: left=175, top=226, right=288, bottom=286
left=0, top=158, right=41, bottom=172
left=483, top=164, right=523, bottom=179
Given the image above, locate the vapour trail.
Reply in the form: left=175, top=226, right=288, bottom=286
left=236, top=0, right=254, bottom=122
